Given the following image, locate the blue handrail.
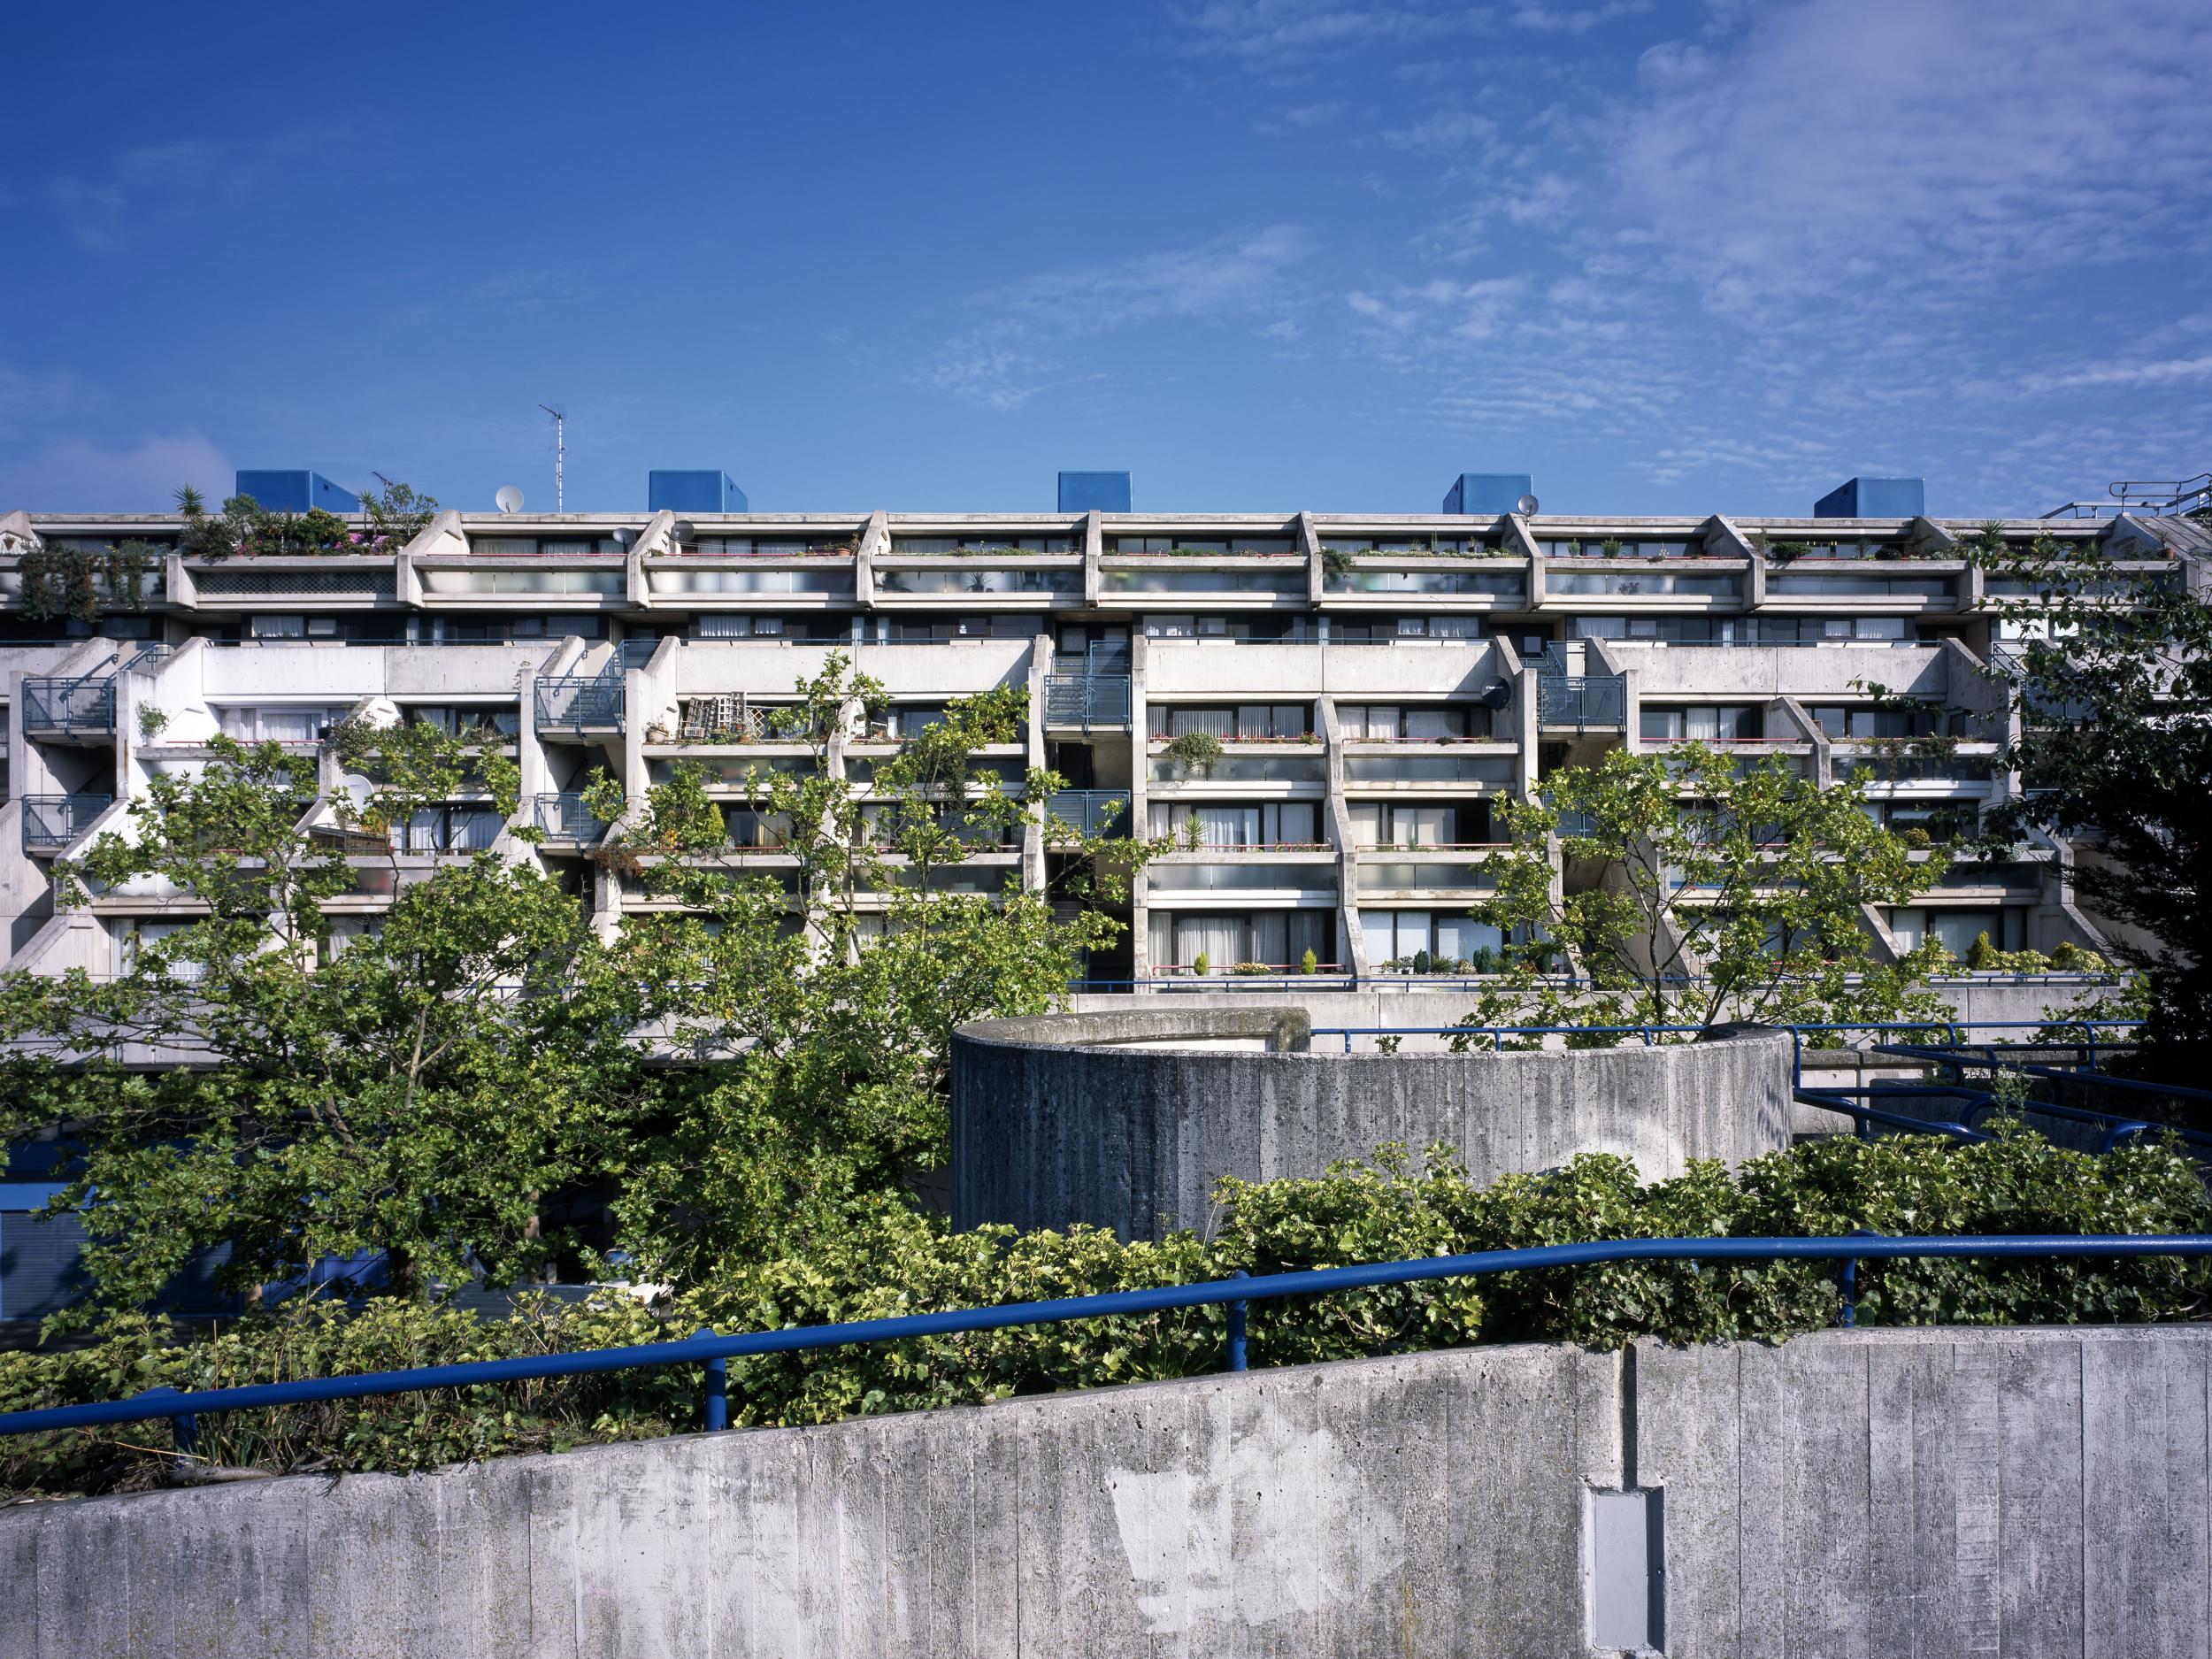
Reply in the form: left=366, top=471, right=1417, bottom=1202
left=4, top=1233, right=2208, bottom=1445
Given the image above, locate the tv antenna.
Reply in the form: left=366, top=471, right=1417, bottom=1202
left=539, top=404, right=566, bottom=513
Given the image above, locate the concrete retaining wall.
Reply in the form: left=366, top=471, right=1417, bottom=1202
left=5, top=1326, right=2206, bottom=1657
left=951, top=1009, right=1793, bottom=1240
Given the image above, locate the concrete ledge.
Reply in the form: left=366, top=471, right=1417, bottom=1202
left=952, top=1007, right=1793, bottom=1240
left=6, top=1326, right=2207, bottom=1656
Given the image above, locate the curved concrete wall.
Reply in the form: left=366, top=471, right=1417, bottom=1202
left=951, top=1008, right=1793, bottom=1240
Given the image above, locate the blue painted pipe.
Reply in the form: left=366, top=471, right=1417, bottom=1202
left=4, top=1233, right=2208, bottom=1439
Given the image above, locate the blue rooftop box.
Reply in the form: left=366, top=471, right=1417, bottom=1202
left=649, top=470, right=749, bottom=513
left=234, top=471, right=361, bottom=514
left=1442, top=472, right=1533, bottom=515
left=1058, top=471, right=1132, bottom=513
left=1815, top=476, right=1924, bottom=519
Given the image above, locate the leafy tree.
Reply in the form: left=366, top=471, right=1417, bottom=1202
left=173, top=476, right=435, bottom=561
left=0, top=727, right=648, bottom=1317
left=577, top=654, right=1158, bottom=1277
left=1465, top=744, right=1952, bottom=1041
left=1968, top=528, right=2211, bottom=1062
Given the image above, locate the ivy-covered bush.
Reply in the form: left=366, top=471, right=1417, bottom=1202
left=4, top=1131, right=2206, bottom=1499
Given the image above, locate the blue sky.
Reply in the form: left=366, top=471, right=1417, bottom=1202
left=2, top=0, right=2207, bottom=518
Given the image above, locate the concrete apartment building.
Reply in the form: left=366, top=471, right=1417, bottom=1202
left=0, top=465, right=2202, bottom=992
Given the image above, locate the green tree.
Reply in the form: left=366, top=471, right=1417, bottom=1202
left=0, top=727, right=648, bottom=1317
left=1968, top=528, right=2211, bottom=1062
left=588, top=654, right=1156, bottom=1275
left=1466, top=744, right=1952, bottom=1041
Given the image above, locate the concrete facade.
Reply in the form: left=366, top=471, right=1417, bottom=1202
left=950, top=1009, right=1793, bottom=1239
left=4, top=1325, right=2204, bottom=1657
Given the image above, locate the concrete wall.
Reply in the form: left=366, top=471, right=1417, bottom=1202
left=950, top=1009, right=1793, bottom=1240
left=1066, top=979, right=2106, bottom=1041
left=6, top=1326, right=2203, bottom=1658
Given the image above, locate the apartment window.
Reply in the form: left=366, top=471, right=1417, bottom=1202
left=111, top=919, right=207, bottom=982
left=1349, top=801, right=1487, bottom=846
left=1809, top=705, right=1951, bottom=740
left=1887, top=907, right=2024, bottom=956
left=696, top=614, right=786, bottom=639
left=1147, top=909, right=1332, bottom=970
left=1640, top=706, right=1759, bottom=742
left=1148, top=802, right=1319, bottom=846
left=1359, top=910, right=1503, bottom=966
left=214, top=705, right=343, bottom=743
left=403, top=705, right=522, bottom=738
left=1149, top=704, right=1310, bottom=741
left=251, top=614, right=307, bottom=640
left=1340, top=704, right=1479, bottom=741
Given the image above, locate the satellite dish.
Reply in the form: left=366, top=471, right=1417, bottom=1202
left=670, top=519, right=696, bottom=544
left=1516, top=494, right=1540, bottom=516
left=611, top=526, right=637, bottom=550
left=495, top=486, right=525, bottom=514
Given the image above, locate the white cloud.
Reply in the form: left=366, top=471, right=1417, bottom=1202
left=1510, top=0, right=1654, bottom=33
left=918, top=226, right=1319, bottom=409
left=1376, top=110, right=1499, bottom=153
left=1162, top=0, right=1478, bottom=71
left=1615, top=0, right=2212, bottom=324
left=0, top=433, right=233, bottom=513
left=2022, top=355, right=2212, bottom=394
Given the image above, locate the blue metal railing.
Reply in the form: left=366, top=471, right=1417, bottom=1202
left=1043, top=674, right=1132, bottom=732
left=5, top=1233, right=2208, bottom=1448
left=534, top=675, right=625, bottom=733
left=1537, top=674, right=1625, bottom=730
left=533, top=792, right=610, bottom=841
left=22, top=672, right=118, bottom=736
left=1044, top=789, right=1131, bottom=839
left=20, top=792, right=114, bottom=853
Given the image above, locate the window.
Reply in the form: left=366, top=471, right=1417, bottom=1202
left=1359, top=910, right=1504, bottom=966
left=112, top=919, right=206, bottom=982
left=1148, top=802, right=1318, bottom=846
left=696, top=614, right=787, bottom=639
left=1887, top=907, right=2024, bottom=957
left=1340, top=704, right=1479, bottom=741
left=215, top=705, right=344, bottom=743
left=1348, top=801, right=1488, bottom=845
left=251, top=614, right=306, bottom=640
left=1809, top=705, right=1952, bottom=740
left=1640, top=706, right=1759, bottom=742
left=1149, top=704, right=1309, bottom=741
left=1147, top=909, right=1332, bottom=970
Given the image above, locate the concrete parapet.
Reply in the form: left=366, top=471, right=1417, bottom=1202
left=5, top=1325, right=2206, bottom=1656
left=951, top=1006, right=1793, bottom=1240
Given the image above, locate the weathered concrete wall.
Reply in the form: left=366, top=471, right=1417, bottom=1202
left=1640, top=1325, right=2212, bottom=1658
left=1065, top=978, right=2106, bottom=1040
left=952, top=1009, right=1792, bottom=1240
left=0, top=1342, right=1627, bottom=1659
left=6, top=1326, right=2206, bottom=1658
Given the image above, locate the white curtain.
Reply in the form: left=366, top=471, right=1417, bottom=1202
left=1170, top=708, right=1233, bottom=739
left=1276, top=803, right=1317, bottom=844
left=1405, top=707, right=1464, bottom=741
left=1248, top=912, right=1288, bottom=967
left=1350, top=803, right=1384, bottom=845
left=1174, top=914, right=1245, bottom=967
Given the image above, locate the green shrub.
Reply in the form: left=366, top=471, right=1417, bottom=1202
left=1299, top=948, right=1318, bottom=975
left=4, top=1133, right=2205, bottom=1499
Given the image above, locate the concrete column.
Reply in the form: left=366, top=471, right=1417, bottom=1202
left=1081, top=510, right=1103, bottom=606
left=1316, top=695, right=1368, bottom=979
left=855, top=511, right=887, bottom=607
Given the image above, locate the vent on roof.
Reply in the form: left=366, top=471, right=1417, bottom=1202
left=649, top=471, right=749, bottom=513
left=1814, top=477, right=1924, bottom=518
left=1442, top=472, right=1533, bottom=515
left=1058, top=471, right=1132, bottom=513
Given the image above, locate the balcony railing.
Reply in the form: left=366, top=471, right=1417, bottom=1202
left=21, top=793, right=113, bottom=853
left=534, top=793, right=611, bottom=841
left=534, top=675, right=625, bottom=733
left=1044, top=674, right=1132, bottom=732
left=23, top=674, right=117, bottom=737
left=1538, top=674, right=1626, bottom=731
left=1044, top=790, right=1132, bottom=839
